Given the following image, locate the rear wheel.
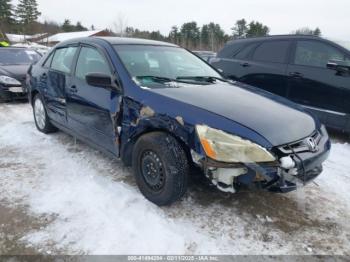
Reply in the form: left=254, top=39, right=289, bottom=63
left=132, top=132, right=189, bottom=206
left=33, top=94, right=57, bottom=133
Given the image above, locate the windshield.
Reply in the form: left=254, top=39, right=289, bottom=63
left=0, top=48, right=41, bottom=65
left=114, top=45, right=222, bottom=88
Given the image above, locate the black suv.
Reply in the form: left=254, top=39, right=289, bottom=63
left=211, top=35, right=350, bottom=134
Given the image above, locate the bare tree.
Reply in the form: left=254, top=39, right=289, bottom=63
left=113, top=13, right=128, bottom=37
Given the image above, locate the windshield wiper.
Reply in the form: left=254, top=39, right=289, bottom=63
left=135, top=75, right=218, bottom=86
left=135, top=75, right=178, bottom=83
left=176, top=76, right=228, bottom=83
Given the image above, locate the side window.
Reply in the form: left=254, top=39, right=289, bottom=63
left=234, top=43, right=258, bottom=59
left=75, top=47, right=111, bottom=81
left=51, top=46, right=78, bottom=74
left=43, top=51, right=54, bottom=67
left=294, top=41, right=347, bottom=68
left=252, top=41, right=290, bottom=63
left=217, top=42, right=245, bottom=58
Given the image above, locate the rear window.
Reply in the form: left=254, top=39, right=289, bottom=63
left=252, top=41, right=290, bottom=63
left=51, top=46, right=78, bottom=74
left=294, top=40, right=348, bottom=68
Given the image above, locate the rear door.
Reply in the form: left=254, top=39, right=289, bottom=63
left=42, top=46, right=78, bottom=125
left=238, top=40, right=291, bottom=97
left=215, top=42, right=259, bottom=79
left=66, top=45, right=121, bottom=155
left=287, top=40, right=350, bottom=130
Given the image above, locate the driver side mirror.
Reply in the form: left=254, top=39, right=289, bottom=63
left=86, top=73, right=122, bottom=91
left=86, top=73, right=112, bottom=87
left=327, top=60, right=350, bottom=75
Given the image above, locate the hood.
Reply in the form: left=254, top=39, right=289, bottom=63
left=0, top=64, right=30, bottom=81
left=149, top=82, right=316, bottom=146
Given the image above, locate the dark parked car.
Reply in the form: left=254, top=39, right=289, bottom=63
left=211, top=35, right=350, bottom=134
left=27, top=37, right=330, bottom=206
left=0, top=47, right=41, bottom=101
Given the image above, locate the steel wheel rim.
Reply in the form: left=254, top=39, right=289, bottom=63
left=140, top=150, right=166, bottom=192
left=34, top=98, right=46, bottom=130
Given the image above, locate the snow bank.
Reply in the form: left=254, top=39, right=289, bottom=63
left=0, top=104, right=221, bottom=254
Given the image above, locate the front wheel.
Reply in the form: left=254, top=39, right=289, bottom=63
left=33, top=94, right=57, bottom=133
left=132, top=132, right=189, bottom=206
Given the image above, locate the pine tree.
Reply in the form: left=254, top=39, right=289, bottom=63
left=231, top=19, right=247, bottom=39
left=62, top=19, right=74, bottom=32
left=293, top=27, right=322, bottom=36
left=313, top=27, right=321, bottom=36
left=180, top=22, right=200, bottom=49
left=75, top=21, right=87, bottom=31
left=0, top=0, right=14, bottom=24
left=246, top=21, right=270, bottom=38
left=16, top=0, right=41, bottom=25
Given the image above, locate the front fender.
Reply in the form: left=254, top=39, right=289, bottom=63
left=119, top=97, right=196, bottom=166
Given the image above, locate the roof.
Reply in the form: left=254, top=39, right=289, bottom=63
left=56, top=36, right=178, bottom=47
left=226, top=34, right=321, bottom=45
left=97, top=37, right=177, bottom=46
left=43, top=30, right=105, bottom=43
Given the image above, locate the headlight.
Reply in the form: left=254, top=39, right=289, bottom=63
left=196, top=125, right=276, bottom=163
left=0, top=75, right=21, bottom=86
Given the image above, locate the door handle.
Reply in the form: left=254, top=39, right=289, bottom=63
left=69, top=85, right=78, bottom=93
left=240, top=62, right=250, bottom=67
left=289, top=72, right=303, bottom=78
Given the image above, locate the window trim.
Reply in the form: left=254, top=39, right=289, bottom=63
left=233, top=42, right=259, bottom=60
left=249, top=40, right=292, bottom=64
left=289, top=39, right=349, bottom=69
left=49, top=44, right=80, bottom=75
left=73, top=43, right=115, bottom=80
left=42, top=50, right=55, bottom=68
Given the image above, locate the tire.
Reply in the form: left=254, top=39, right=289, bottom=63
left=33, top=94, right=57, bottom=134
left=132, top=132, right=189, bottom=206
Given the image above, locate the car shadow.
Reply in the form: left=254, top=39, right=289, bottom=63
left=167, top=173, right=341, bottom=236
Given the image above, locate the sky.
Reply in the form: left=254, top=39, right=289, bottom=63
left=31, top=0, right=350, bottom=41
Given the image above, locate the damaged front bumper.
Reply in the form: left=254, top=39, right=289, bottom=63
left=192, top=127, right=331, bottom=194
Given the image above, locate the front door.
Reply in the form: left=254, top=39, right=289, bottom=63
left=66, top=45, right=121, bottom=155
left=287, top=40, right=350, bottom=130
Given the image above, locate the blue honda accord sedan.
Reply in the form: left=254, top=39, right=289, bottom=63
left=27, top=37, right=331, bottom=205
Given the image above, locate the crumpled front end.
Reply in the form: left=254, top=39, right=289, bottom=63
left=191, top=125, right=331, bottom=194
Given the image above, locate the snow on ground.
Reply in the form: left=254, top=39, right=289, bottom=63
left=0, top=103, right=350, bottom=255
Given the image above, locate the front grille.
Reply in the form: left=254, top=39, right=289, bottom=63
left=278, top=131, right=321, bottom=154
